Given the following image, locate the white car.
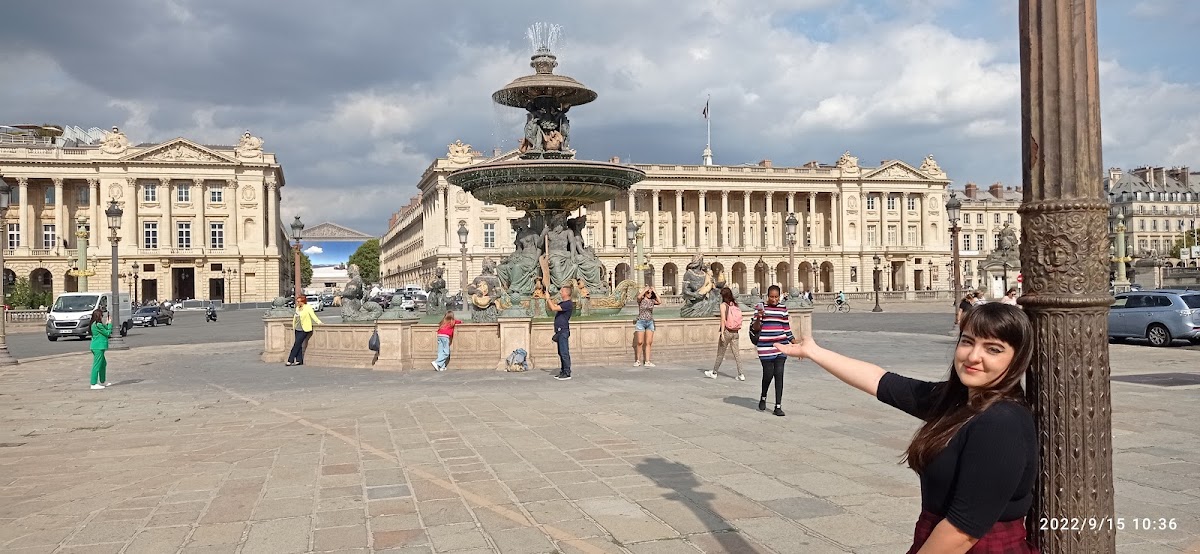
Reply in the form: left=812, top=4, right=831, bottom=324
left=400, top=295, right=417, bottom=311
left=305, top=294, right=325, bottom=311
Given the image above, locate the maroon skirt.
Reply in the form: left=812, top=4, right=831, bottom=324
left=907, top=510, right=1040, bottom=554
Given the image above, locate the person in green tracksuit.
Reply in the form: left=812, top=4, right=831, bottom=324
left=89, top=309, right=112, bottom=390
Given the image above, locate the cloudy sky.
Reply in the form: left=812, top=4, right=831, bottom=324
left=2, top=0, right=1196, bottom=236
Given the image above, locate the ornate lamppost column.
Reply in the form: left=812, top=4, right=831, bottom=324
left=132, top=262, right=140, bottom=304
left=290, top=216, right=304, bottom=299
left=946, top=192, right=962, bottom=306
left=871, top=254, right=882, bottom=312
left=810, top=259, right=819, bottom=294
left=1019, top=1, right=1114, bottom=550
left=105, top=200, right=128, bottom=350
left=625, top=219, right=640, bottom=287
left=1112, top=213, right=1131, bottom=291
left=0, top=180, right=17, bottom=365
left=785, top=213, right=798, bottom=294
left=926, top=260, right=934, bottom=291
left=457, top=221, right=469, bottom=292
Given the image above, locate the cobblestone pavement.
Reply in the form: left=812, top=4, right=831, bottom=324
left=0, top=331, right=1197, bottom=553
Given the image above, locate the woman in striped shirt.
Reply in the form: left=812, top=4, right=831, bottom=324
left=754, top=285, right=794, bottom=416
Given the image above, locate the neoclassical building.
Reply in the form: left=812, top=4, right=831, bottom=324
left=954, top=182, right=1024, bottom=294
left=0, top=125, right=288, bottom=303
left=1105, top=166, right=1199, bottom=266
left=384, top=142, right=965, bottom=296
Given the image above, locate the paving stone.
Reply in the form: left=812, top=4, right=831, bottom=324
left=252, top=496, right=314, bottom=520
left=714, top=473, right=806, bottom=502
left=316, top=508, right=368, bottom=529
left=762, top=496, right=846, bottom=520
left=488, top=526, right=558, bottom=554
left=64, top=519, right=143, bottom=546
left=186, top=522, right=246, bottom=546
left=373, top=528, right=429, bottom=549
left=638, top=498, right=734, bottom=534
left=243, top=516, right=311, bottom=553
left=416, top=499, right=475, bottom=526
left=124, top=526, right=191, bottom=554
left=313, top=524, right=369, bottom=550
left=732, top=517, right=843, bottom=553
left=576, top=497, right=678, bottom=544
left=426, top=522, right=492, bottom=551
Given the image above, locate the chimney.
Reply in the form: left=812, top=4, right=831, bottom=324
left=493, top=147, right=502, bottom=157
left=1154, top=167, right=1166, bottom=186
left=759, top=159, right=772, bottom=168
left=1108, top=167, right=1122, bottom=183
left=989, top=182, right=1004, bottom=199
left=964, top=182, right=978, bottom=200
left=609, top=156, right=620, bottom=163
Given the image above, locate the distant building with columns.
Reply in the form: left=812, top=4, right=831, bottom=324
left=0, top=125, right=288, bottom=303
left=383, top=142, right=963, bottom=296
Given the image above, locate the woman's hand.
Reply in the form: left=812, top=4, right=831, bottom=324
left=775, top=335, right=819, bottom=359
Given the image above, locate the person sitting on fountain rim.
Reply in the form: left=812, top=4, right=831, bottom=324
left=546, top=284, right=574, bottom=380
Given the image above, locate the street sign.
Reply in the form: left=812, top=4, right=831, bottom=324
left=1017, top=274, right=1024, bottom=284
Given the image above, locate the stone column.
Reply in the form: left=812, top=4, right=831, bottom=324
left=697, top=191, right=707, bottom=249
left=858, top=189, right=866, bottom=251
left=900, top=192, right=909, bottom=246
left=674, top=190, right=684, bottom=252
left=161, top=178, right=173, bottom=249
left=1019, top=1, right=1113, bottom=551
left=808, top=192, right=817, bottom=248
left=195, top=179, right=206, bottom=250
left=650, top=190, right=660, bottom=249
left=742, top=192, right=751, bottom=248
left=17, top=178, right=29, bottom=253
left=124, top=178, right=138, bottom=247
left=53, top=178, right=64, bottom=253
left=764, top=192, right=774, bottom=248
left=831, top=192, right=840, bottom=246
left=720, top=190, right=729, bottom=251
left=229, top=179, right=239, bottom=252
left=919, top=192, right=928, bottom=249
left=265, top=176, right=278, bottom=251
left=626, top=189, right=635, bottom=218
left=87, top=179, right=100, bottom=253
left=602, top=197, right=611, bottom=249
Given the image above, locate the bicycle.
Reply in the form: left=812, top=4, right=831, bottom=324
left=826, top=301, right=850, bottom=313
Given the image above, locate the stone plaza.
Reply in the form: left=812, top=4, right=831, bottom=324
left=1, top=311, right=1197, bottom=553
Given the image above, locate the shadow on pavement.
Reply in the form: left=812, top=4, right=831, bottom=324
left=721, top=396, right=759, bottom=411
left=109, top=379, right=145, bottom=387
left=634, top=457, right=758, bottom=553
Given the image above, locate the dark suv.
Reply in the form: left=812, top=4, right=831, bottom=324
left=1109, top=290, right=1200, bottom=346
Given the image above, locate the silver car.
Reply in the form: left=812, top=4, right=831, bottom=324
left=1109, top=291, right=1200, bottom=346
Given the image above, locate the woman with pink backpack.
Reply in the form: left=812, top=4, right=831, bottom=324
left=706, top=287, right=745, bottom=380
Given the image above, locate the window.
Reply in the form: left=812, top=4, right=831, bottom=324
left=6, top=223, right=18, bottom=249
left=1139, top=219, right=1145, bottom=231
left=9, top=187, right=17, bottom=205
left=44, top=187, right=55, bottom=205
left=483, top=222, right=495, bottom=248
left=177, top=222, right=192, bottom=248
left=963, top=234, right=972, bottom=250
left=1152, top=220, right=1158, bottom=231
left=976, top=234, right=984, bottom=250
left=1164, top=219, right=1170, bottom=230
left=210, top=185, right=223, bottom=203
left=657, top=195, right=663, bottom=211
left=177, top=183, right=190, bottom=203
left=850, top=266, right=858, bottom=282
left=887, top=196, right=896, bottom=210
left=209, top=222, right=224, bottom=249
left=866, top=196, right=876, bottom=210
left=906, top=225, right=916, bottom=245
left=977, top=213, right=984, bottom=224
left=886, top=225, right=897, bottom=245
left=1007, top=213, right=1014, bottom=223
left=1151, top=239, right=1160, bottom=252
left=1180, top=220, right=1186, bottom=231
left=611, top=226, right=617, bottom=246
left=42, top=224, right=56, bottom=249
left=907, top=196, right=916, bottom=211
left=866, top=225, right=877, bottom=246
left=143, top=222, right=158, bottom=249
left=995, top=213, right=1001, bottom=224
left=77, top=186, right=90, bottom=205
left=144, top=184, right=157, bottom=202
left=682, top=227, right=688, bottom=245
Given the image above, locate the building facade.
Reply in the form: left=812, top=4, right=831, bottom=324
left=0, top=126, right=288, bottom=303
left=384, top=142, right=973, bottom=297
left=1105, top=166, right=1199, bottom=267
left=953, top=182, right=1024, bottom=296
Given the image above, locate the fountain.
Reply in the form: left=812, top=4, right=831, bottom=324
left=446, top=24, right=645, bottom=307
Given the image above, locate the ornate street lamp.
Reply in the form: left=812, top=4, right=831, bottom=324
left=457, top=221, right=469, bottom=292
left=0, top=179, right=16, bottom=365
left=810, top=259, right=819, bottom=294
left=927, top=259, right=934, bottom=291
left=105, top=200, right=128, bottom=350
left=289, top=216, right=304, bottom=299
left=132, top=262, right=140, bottom=304
left=977, top=259, right=986, bottom=294
left=222, top=267, right=237, bottom=304
left=754, top=256, right=767, bottom=295
left=625, top=219, right=640, bottom=286
left=946, top=192, right=962, bottom=307
left=872, top=254, right=883, bottom=312
left=784, top=212, right=798, bottom=294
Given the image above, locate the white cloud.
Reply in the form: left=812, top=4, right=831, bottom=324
left=303, top=246, right=323, bottom=255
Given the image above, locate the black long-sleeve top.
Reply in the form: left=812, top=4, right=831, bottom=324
left=876, top=372, right=1037, bottom=539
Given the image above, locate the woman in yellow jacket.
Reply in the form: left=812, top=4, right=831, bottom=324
left=89, top=309, right=112, bottom=389
left=286, top=296, right=322, bottom=366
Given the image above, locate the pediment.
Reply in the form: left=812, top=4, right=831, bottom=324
left=121, top=138, right=238, bottom=164
left=302, top=222, right=376, bottom=242
left=863, top=160, right=931, bottom=181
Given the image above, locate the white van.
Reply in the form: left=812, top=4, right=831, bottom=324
left=45, top=292, right=132, bottom=342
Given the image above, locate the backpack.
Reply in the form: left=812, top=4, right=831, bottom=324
left=723, top=303, right=743, bottom=331
left=504, top=348, right=529, bottom=372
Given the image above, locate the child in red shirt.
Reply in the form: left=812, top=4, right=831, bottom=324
left=433, top=311, right=462, bottom=371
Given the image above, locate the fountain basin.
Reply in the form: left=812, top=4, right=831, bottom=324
left=446, top=159, right=646, bottom=213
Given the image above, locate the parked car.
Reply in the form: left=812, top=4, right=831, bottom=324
left=370, top=293, right=392, bottom=309
left=131, top=305, right=174, bottom=327
left=305, top=294, right=324, bottom=312
left=1109, top=290, right=1200, bottom=346
left=400, top=295, right=417, bottom=311
left=320, top=294, right=335, bottom=307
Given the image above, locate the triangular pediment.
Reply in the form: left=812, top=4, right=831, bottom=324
left=863, top=160, right=932, bottom=180
left=302, top=222, right=376, bottom=242
left=122, top=138, right=238, bottom=164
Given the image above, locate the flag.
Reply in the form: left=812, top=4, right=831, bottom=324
left=701, top=99, right=709, bottom=120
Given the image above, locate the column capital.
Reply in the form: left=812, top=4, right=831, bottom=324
left=720, top=190, right=729, bottom=199
left=831, top=191, right=840, bottom=199
left=193, top=178, right=205, bottom=187
left=787, top=191, right=796, bottom=200
left=901, top=191, right=910, bottom=198
left=159, top=177, right=171, bottom=186
left=674, top=189, right=684, bottom=198
left=16, top=177, right=28, bottom=186
left=127, top=177, right=139, bottom=188
left=87, top=178, right=99, bottom=187
left=52, top=177, right=64, bottom=187
left=651, top=189, right=660, bottom=198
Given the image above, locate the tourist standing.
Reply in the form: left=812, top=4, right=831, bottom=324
left=754, top=285, right=794, bottom=416
left=433, top=311, right=463, bottom=371
left=88, top=309, right=111, bottom=390
left=776, top=303, right=1038, bottom=553
left=286, top=296, right=322, bottom=366
left=1000, top=288, right=1020, bottom=306
left=706, top=287, right=745, bottom=380
left=633, top=285, right=661, bottom=367
left=547, top=285, right=574, bottom=380
left=955, top=291, right=975, bottom=328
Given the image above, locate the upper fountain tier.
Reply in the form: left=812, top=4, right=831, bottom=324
left=491, top=48, right=597, bottom=109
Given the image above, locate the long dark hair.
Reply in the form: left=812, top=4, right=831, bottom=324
left=720, top=287, right=735, bottom=304
left=903, top=302, right=1034, bottom=472
left=90, top=309, right=104, bottom=325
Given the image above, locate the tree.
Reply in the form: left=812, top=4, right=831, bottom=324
left=6, top=277, right=34, bottom=309
left=300, top=251, right=313, bottom=288
left=348, top=239, right=381, bottom=283
left=1168, top=229, right=1199, bottom=259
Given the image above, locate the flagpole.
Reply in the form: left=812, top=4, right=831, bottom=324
left=706, top=94, right=711, bottom=149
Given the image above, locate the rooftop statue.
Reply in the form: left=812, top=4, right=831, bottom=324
left=920, top=153, right=943, bottom=175
left=447, top=140, right=473, bottom=164
left=235, top=130, right=264, bottom=159
left=99, top=126, right=130, bottom=155
left=835, top=150, right=859, bottom=171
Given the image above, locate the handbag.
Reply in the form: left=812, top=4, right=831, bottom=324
left=749, top=313, right=762, bottom=344
left=368, top=329, right=381, bottom=352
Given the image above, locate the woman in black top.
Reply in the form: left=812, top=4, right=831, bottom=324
left=776, top=302, right=1038, bottom=553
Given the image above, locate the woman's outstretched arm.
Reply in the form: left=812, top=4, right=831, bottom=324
left=775, top=336, right=886, bottom=397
